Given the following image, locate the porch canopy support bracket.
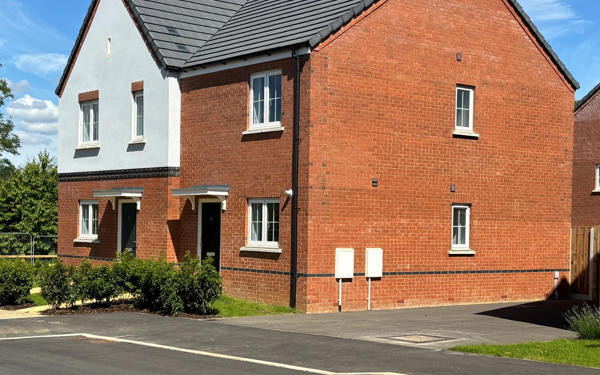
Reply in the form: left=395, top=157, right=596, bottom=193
left=171, top=185, right=230, bottom=212
left=93, top=187, right=144, bottom=211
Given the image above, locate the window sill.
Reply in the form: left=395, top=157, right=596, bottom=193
left=448, top=249, right=476, bottom=256
left=74, top=237, right=99, bottom=244
left=242, top=126, right=284, bottom=136
left=76, top=143, right=100, bottom=150
left=452, top=130, right=480, bottom=139
left=129, top=139, right=146, bottom=145
left=240, top=246, right=282, bottom=254
left=593, top=189, right=600, bottom=194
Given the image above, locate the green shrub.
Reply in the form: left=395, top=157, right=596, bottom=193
left=177, top=253, right=222, bottom=314
left=37, top=260, right=73, bottom=309
left=72, top=260, right=117, bottom=304
left=71, top=259, right=93, bottom=303
left=0, top=260, right=34, bottom=306
left=565, top=304, right=600, bottom=340
left=135, top=258, right=183, bottom=315
left=113, top=250, right=141, bottom=296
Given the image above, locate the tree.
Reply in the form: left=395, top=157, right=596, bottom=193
left=0, top=151, right=58, bottom=254
left=0, top=64, right=20, bottom=173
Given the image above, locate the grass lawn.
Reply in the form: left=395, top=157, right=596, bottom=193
left=213, top=295, right=298, bottom=317
left=26, top=293, right=47, bottom=306
left=451, top=339, right=600, bottom=369
left=26, top=292, right=296, bottom=318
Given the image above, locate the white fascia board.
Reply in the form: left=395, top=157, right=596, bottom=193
left=180, top=47, right=311, bottom=79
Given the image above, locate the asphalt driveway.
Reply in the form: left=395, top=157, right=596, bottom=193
left=0, top=300, right=594, bottom=374
left=220, top=300, right=580, bottom=349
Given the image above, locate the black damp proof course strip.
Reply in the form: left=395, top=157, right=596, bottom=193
left=221, top=267, right=291, bottom=276
left=222, top=268, right=569, bottom=278
left=58, top=167, right=180, bottom=182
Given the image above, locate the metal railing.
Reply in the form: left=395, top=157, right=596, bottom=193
left=0, top=232, right=57, bottom=262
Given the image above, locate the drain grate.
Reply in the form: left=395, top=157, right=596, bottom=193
left=384, top=334, right=452, bottom=344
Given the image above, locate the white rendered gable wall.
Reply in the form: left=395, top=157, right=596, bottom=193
left=57, top=0, right=180, bottom=173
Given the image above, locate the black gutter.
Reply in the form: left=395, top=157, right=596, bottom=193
left=290, top=49, right=301, bottom=308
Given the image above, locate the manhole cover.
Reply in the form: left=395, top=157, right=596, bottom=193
left=384, top=334, right=452, bottom=344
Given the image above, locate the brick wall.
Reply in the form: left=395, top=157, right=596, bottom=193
left=573, top=90, right=600, bottom=226
left=58, top=176, right=181, bottom=264
left=302, top=0, right=574, bottom=312
left=179, top=57, right=312, bottom=306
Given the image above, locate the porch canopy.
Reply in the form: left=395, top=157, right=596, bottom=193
left=93, top=187, right=143, bottom=210
left=171, top=185, right=229, bottom=211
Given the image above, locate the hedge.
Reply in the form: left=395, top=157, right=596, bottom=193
left=35, top=252, right=222, bottom=314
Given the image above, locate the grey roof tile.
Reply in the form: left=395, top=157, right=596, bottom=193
left=56, top=0, right=579, bottom=95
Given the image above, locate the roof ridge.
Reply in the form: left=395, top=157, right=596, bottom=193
left=575, top=82, right=600, bottom=113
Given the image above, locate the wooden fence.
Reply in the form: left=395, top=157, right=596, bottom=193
left=571, top=226, right=600, bottom=301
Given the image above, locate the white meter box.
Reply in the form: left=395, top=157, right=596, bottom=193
left=335, top=248, right=354, bottom=279
left=365, top=248, right=383, bottom=278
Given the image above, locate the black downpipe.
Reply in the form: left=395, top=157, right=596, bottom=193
left=290, top=50, right=301, bottom=308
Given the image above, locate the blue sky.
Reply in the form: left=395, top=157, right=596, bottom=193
left=0, top=0, right=599, bottom=166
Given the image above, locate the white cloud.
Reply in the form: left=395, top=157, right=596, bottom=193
left=519, top=0, right=593, bottom=39
left=19, top=121, right=57, bottom=135
left=13, top=53, right=68, bottom=76
left=14, top=131, right=52, bottom=146
left=519, top=0, right=576, bottom=22
left=6, top=95, right=58, bottom=135
left=6, top=79, right=30, bottom=95
left=6, top=95, right=58, bottom=123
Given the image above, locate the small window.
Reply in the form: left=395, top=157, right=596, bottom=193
left=248, top=199, right=280, bottom=247
left=79, top=201, right=99, bottom=239
left=80, top=101, right=99, bottom=144
left=596, top=165, right=600, bottom=191
left=456, top=86, right=474, bottom=131
left=452, top=205, right=470, bottom=250
left=250, top=71, right=281, bottom=128
left=133, top=92, right=144, bottom=140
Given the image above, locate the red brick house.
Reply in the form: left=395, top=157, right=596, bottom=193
left=57, top=0, right=578, bottom=312
left=573, top=83, right=600, bottom=227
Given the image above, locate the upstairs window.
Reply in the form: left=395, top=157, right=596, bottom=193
left=248, top=199, right=280, bottom=248
left=452, top=205, right=470, bottom=250
left=456, top=86, right=474, bottom=132
left=250, top=71, right=281, bottom=128
left=596, top=165, right=600, bottom=191
left=79, top=201, right=99, bottom=239
left=80, top=101, right=99, bottom=144
left=133, top=91, right=144, bottom=140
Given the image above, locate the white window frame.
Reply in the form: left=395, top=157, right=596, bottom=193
left=79, top=100, right=99, bottom=146
left=451, top=204, right=470, bottom=250
left=595, top=165, right=600, bottom=191
left=132, top=91, right=144, bottom=142
left=249, top=70, right=282, bottom=129
left=455, top=86, right=474, bottom=132
left=247, top=198, right=280, bottom=248
left=79, top=200, right=99, bottom=240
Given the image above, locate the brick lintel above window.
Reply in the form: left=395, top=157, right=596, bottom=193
left=131, top=81, right=144, bottom=92
left=78, top=90, right=99, bottom=103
